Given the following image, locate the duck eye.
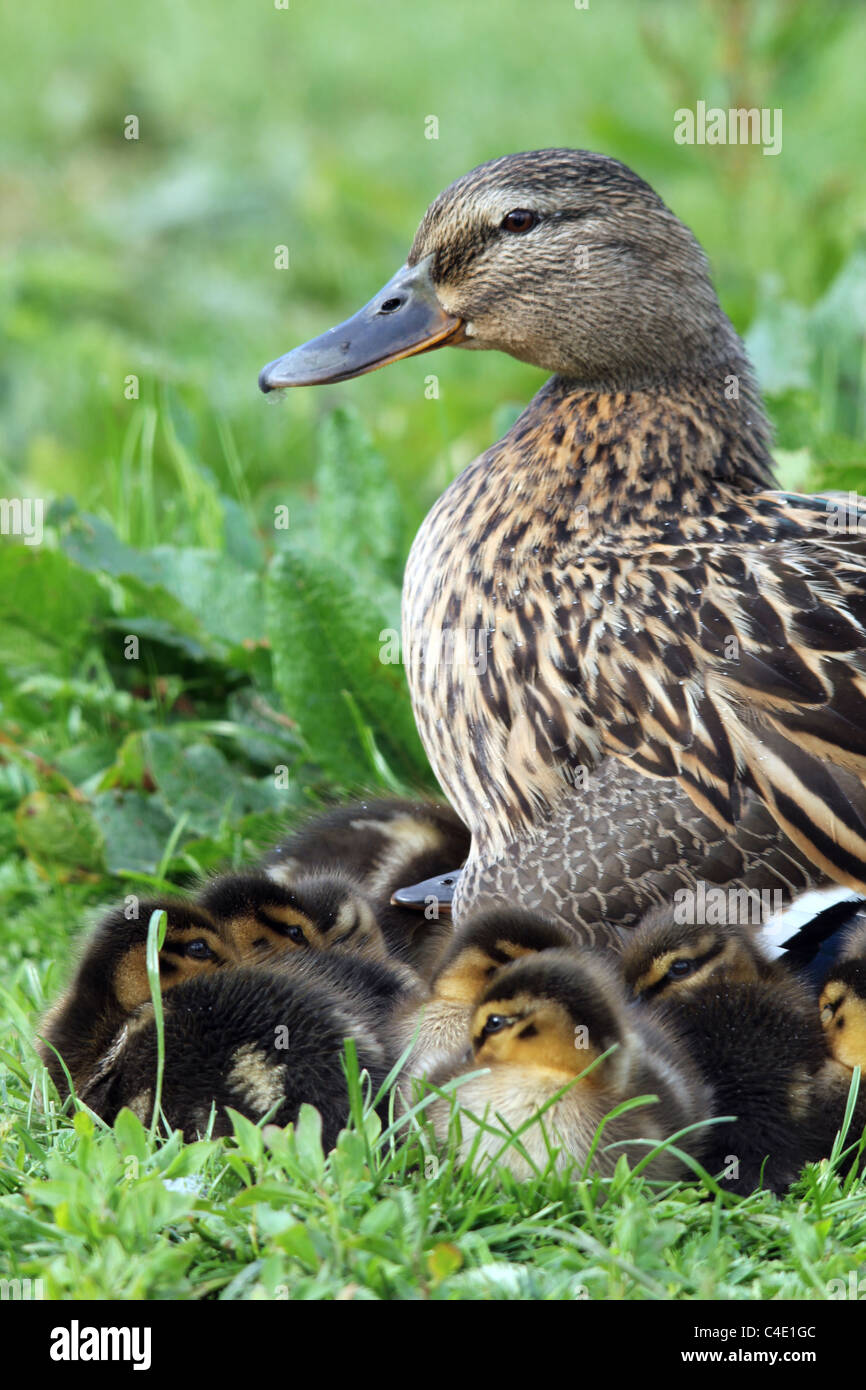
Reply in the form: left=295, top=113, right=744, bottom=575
left=666, top=958, right=695, bottom=980
left=287, top=924, right=306, bottom=945
left=500, top=209, right=538, bottom=234
left=185, top=939, right=215, bottom=961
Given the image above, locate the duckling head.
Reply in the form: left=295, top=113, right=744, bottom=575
left=820, top=961, right=866, bottom=1072
left=431, top=907, right=570, bottom=1005
left=621, top=908, right=770, bottom=1003
left=200, top=872, right=388, bottom=963
left=470, top=949, right=632, bottom=1090
left=38, top=899, right=232, bottom=1092
left=260, top=149, right=742, bottom=395
left=95, top=901, right=233, bottom=1013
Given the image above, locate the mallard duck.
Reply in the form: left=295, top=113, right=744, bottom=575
left=260, top=149, right=866, bottom=943
left=391, top=906, right=571, bottom=1078
left=622, top=908, right=861, bottom=1192
left=37, top=900, right=234, bottom=1100
left=261, top=797, right=470, bottom=976
left=82, top=961, right=395, bottom=1146
left=818, top=913, right=866, bottom=1072
left=424, top=949, right=710, bottom=1181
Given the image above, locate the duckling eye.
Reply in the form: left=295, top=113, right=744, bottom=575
left=185, top=939, right=215, bottom=961
left=481, top=1013, right=511, bottom=1036
left=666, top=958, right=695, bottom=981
left=500, top=209, right=538, bottom=234
left=286, top=924, right=306, bottom=945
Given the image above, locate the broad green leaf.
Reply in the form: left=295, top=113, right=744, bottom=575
left=265, top=547, right=428, bottom=786
left=90, top=790, right=177, bottom=874
left=314, top=407, right=405, bottom=588
left=0, top=545, right=107, bottom=679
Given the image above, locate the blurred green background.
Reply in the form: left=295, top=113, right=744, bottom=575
left=3, top=0, right=866, bottom=525
left=1, top=0, right=865, bottom=955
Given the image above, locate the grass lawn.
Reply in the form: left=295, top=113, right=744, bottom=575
left=2, top=0, right=866, bottom=1300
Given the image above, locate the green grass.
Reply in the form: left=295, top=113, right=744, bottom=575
left=2, top=0, right=866, bottom=1300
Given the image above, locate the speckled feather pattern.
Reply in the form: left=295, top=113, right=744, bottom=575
left=403, top=376, right=866, bottom=939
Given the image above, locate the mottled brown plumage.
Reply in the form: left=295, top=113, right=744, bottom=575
left=260, top=150, right=866, bottom=942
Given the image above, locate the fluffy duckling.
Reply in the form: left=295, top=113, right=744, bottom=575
left=38, top=900, right=233, bottom=1101
left=425, top=950, right=710, bottom=1181
left=82, top=961, right=395, bottom=1147
left=819, top=914, right=866, bottom=1072
left=622, top=909, right=859, bottom=1193
left=261, top=149, right=866, bottom=943
left=391, top=908, right=571, bottom=1078
left=261, top=797, right=470, bottom=977
left=200, top=870, right=391, bottom=964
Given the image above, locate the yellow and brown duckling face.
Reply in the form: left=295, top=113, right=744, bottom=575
left=621, top=910, right=771, bottom=1003
left=38, top=899, right=232, bottom=1095
left=470, top=950, right=631, bottom=1089
left=260, top=150, right=737, bottom=396
left=110, top=902, right=234, bottom=1013
left=819, top=920, right=866, bottom=1071
left=199, top=872, right=389, bottom=964
left=431, top=909, right=571, bottom=1006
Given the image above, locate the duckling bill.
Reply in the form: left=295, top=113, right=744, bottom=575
left=260, top=149, right=866, bottom=942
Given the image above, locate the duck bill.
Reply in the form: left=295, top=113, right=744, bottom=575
left=390, top=869, right=460, bottom=920
left=259, top=255, right=463, bottom=391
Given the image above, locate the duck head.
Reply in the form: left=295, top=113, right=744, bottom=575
left=259, top=149, right=740, bottom=394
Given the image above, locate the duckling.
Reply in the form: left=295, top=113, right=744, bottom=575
left=261, top=797, right=470, bottom=975
left=391, top=907, right=570, bottom=1079
left=818, top=914, right=866, bottom=1072
left=260, top=149, right=866, bottom=942
left=425, top=950, right=711, bottom=1181
left=37, top=900, right=233, bottom=1100
left=82, top=961, right=395, bottom=1148
left=199, top=870, right=392, bottom=964
left=622, top=908, right=860, bottom=1193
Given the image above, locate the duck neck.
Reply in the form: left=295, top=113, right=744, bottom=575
left=503, top=363, right=776, bottom=542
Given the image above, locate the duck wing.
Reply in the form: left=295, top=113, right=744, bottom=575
left=563, top=492, right=866, bottom=892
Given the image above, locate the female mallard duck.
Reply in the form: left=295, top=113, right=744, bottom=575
left=391, top=906, right=571, bottom=1078
left=260, top=797, right=470, bottom=975
left=82, top=960, right=396, bottom=1146
left=424, top=949, right=711, bottom=1181
left=37, top=900, right=234, bottom=1101
left=621, top=908, right=862, bottom=1193
left=818, top=912, right=866, bottom=1072
left=260, top=149, right=866, bottom=943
